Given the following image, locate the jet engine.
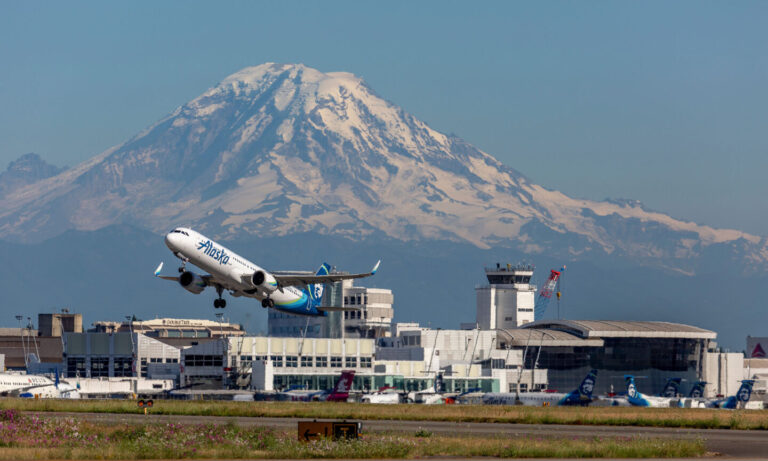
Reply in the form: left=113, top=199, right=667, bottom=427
left=251, top=270, right=278, bottom=293
left=179, top=271, right=205, bottom=294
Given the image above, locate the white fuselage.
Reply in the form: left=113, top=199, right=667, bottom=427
left=165, top=228, right=312, bottom=310
left=361, top=390, right=401, bottom=404
left=0, top=373, right=80, bottom=399
left=483, top=392, right=568, bottom=407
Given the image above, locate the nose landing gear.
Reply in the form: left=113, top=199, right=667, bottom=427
left=261, top=298, right=275, bottom=308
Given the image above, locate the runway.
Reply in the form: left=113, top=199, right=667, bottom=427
left=31, top=411, right=768, bottom=458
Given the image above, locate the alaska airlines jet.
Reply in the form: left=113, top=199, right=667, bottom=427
left=155, top=227, right=379, bottom=315
left=624, top=375, right=682, bottom=408
left=659, top=377, right=682, bottom=398
left=482, top=370, right=598, bottom=407
left=712, top=380, right=755, bottom=409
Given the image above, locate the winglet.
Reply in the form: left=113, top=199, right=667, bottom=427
left=154, top=262, right=164, bottom=277
left=371, top=260, right=381, bottom=275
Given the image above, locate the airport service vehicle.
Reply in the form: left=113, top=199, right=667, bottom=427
left=623, top=375, right=682, bottom=408
left=259, top=370, right=355, bottom=402
left=155, top=227, right=379, bottom=315
left=482, top=369, right=598, bottom=407
left=0, top=369, right=80, bottom=399
left=361, top=386, right=402, bottom=404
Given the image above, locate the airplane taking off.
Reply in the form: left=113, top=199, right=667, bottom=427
left=155, top=227, right=379, bottom=316
left=482, top=369, right=598, bottom=407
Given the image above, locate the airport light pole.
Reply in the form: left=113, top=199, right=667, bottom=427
left=16, top=315, right=27, bottom=368
left=126, top=315, right=135, bottom=377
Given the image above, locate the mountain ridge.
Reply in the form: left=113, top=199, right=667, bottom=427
left=0, top=63, right=765, bottom=274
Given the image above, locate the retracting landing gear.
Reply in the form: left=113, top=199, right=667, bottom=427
left=175, top=253, right=189, bottom=273
left=261, top=297, right=275, bottom=308
left=213, top=285, right=227, bottom=309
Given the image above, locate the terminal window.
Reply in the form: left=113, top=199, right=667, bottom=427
left=184, top=355, right=223, bottom=367
left=270, top=355, right=283, bottom=367
left=301, top=356, right=313, bottom=367
left=360, top=357, right=372, bottom=368
left=91, top=357, right=109, bottom=377
left=345, top=357, right=357, bottom=367
left=113, top=358, right=131, bottom=377
left=285, top=356, right=298, bottom=367
left=330, top=356, right=342, bottom=368
left=316, top=357, right=328, bottom=367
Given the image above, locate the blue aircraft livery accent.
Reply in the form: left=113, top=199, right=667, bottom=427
left=197, top=239, right=230, bottom=265
left=309, top=263, right=331, bottom=304
left=625, top=375, right=652, bottom=407
left=689, top=381, right=707, bottom=398
left=158, top=227, right=380, bottom=315
left=558, top=369, right=598, bottom=405
left=624, top=375, right=683, bottom=408
left=718, top=380, right=755, bottom=409
left=660, top=378, right=682, bottom=397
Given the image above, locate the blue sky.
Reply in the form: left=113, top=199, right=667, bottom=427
left=1, top=1, right=766, bottom=233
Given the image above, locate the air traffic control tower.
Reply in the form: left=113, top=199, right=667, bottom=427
left=476, top=263, right=536, bottom=329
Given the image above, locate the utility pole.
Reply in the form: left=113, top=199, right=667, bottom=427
left=16, top=315, right=27, bottom=368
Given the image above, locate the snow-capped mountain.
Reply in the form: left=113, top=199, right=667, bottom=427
left=1, top=63, right=765, bottom=272
left=0, top=153, right=65, bottom=197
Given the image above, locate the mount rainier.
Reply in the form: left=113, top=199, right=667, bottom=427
left=0, top=63, right=765, bottom=275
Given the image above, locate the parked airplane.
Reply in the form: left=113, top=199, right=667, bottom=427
left=360, top=386, right=402, bottom=404
left=659, top=377, right=682, bottom=398
left=0, top=369, right=79, bottom=399
left=711, top=380, right=755, bottom=409
left=482, top=369, right=598, bottom=407
left=155, top=227, right=379, bottom=315
left=624, top=375, right=682, bottom=408
left=268, top=370, right=355, bottom=402
left=679, top=381, right=710, bottom=408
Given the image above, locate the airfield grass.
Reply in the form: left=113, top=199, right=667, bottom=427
left=0, top=409, right=705, bottom=459
left=3, top=397, right=768, bottom=430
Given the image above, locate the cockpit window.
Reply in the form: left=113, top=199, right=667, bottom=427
left=170, top=229, right=189, bottom=236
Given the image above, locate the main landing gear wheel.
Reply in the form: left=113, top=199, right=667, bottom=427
left=214, top=285, right=226, bottom=309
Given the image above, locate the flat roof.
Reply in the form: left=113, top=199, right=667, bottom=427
left=523, top=320, right=716, bottom=340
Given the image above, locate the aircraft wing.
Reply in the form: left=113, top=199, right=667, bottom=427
left=153, top=263, right=222, bottom=286
left=273, top=260, right=380, bottom=288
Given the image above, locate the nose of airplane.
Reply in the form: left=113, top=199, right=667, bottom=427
left=165, top=231, right=180, bottom=250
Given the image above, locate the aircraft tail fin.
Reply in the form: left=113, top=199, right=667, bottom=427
left=736, top=380, right=755, bottom=403
left=308, top=263, right=331, bottom=305
left=689, top=381, right=707, bottom=398
left=576, top=369, right=598, bottom=399
left=660, top=378, right=682, bottom=397
left=329, top=370, right=355, bottom=398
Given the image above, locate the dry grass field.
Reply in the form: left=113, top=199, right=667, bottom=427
left=2, top=398, right=767, bottom=430
left=0, top=409, right=706, bottom=459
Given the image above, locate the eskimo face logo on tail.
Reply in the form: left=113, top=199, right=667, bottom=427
left=197, top=240, right=230, bottom=265
left=580, top=377, right=595, bottom=396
